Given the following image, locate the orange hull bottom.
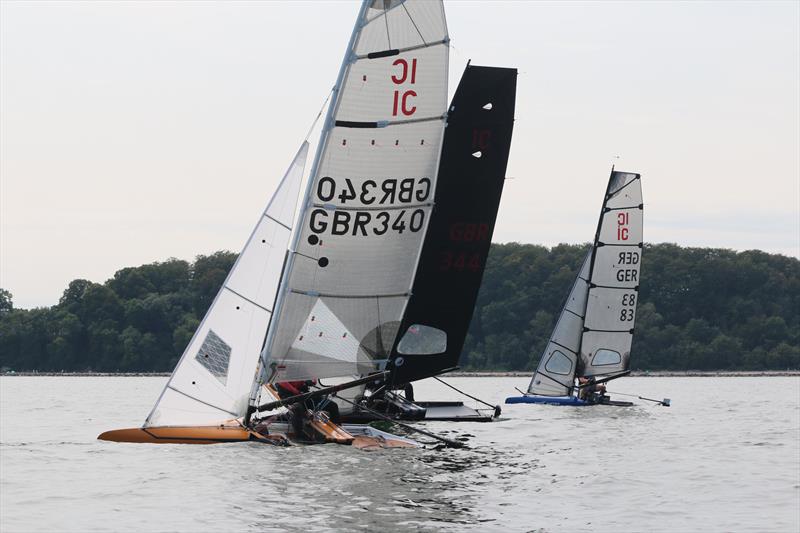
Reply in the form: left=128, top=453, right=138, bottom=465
left=99, top=422, right=417, bottom=449
left=97, top=425, right=281, bottom=445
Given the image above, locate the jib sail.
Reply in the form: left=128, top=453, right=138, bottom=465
left=144, top=143, right=308, bottom=426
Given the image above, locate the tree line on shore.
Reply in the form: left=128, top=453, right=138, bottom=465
left=1, top=243, right=798, bottom=372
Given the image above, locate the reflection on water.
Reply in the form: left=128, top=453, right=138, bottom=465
left=1, top=376, right=799, bottom=532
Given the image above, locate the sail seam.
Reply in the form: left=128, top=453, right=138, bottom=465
left=166, top=385, right=240, bottom=417
left=222, top=286, right=273, bottom=314
left=357, top=39, right=447, bottom=60
left=583, top=328, right=634, bottom=333
left=564, top=309, right=584, bottom=319
left=311, top=201, right=433, bottom=212
left=290, top=288, right=409, bottom=299
left=264, top=214, right=291, bottom=231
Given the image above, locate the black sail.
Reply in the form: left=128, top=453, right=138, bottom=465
left=388, top=64, right=517, bottom=384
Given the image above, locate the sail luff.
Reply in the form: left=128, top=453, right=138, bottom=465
left=259, top=0, right=372, bottom=381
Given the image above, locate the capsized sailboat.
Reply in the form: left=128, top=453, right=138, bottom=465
left=339, top=63, right=517, bottom=423
left=100, top=0, right=455, bottom=446
left=505, top=170, right=643, bottom=407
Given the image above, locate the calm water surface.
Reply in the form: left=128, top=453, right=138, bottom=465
left=1, top=376, right=798, bottom=532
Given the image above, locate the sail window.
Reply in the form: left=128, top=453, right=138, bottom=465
left=592, top=349, right=621, bottom=366
left=195, top=330, right=231, bottom=385
left=397, top=324, right=447, bottom=355
left=544, top=350, right=572, bottom=375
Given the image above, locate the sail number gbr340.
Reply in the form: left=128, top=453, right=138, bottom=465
left=309, top=176, right=431, bottom=237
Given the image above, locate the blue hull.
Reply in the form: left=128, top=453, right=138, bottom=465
left=505, top=395, right=588, bottom=406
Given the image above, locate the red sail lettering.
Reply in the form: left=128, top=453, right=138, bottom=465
left=391, top=59, right=408, bottom=84
left=401, top=90, right=417, bottom=116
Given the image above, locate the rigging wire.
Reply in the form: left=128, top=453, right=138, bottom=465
left=331, top=393, right=466, bottom=449
left=303, top=87, right=335, bottom=142
left=605, top=390, right=671, bottom=406
left=432, top=376, right=500, bottom=416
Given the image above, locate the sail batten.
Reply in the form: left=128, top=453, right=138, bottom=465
left=358, top=39, right=448, bottom=60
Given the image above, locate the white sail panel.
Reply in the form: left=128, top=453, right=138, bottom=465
left=599, top=208, right=643, bottom=244
left=266, top=0, right=448, bottom=382
left=145, top=143, right=309, bottom=427
left=528, top=251, right=591, bottom=396
left=581, top=330, right=633, bottom=373
left=580, top=172, right=642, bottom=377
left=590, top=245, right=642, bottom=288
left=528, top=343, right=577, bottom=396
left=339, top=45, right=448, bottom=121
left=356, top=1, right=447, bottom=55
left=605, top=172, right=642, bottom=209
left=584, top=286, right=638, bottom=331
left=290, top=300, right=362, bottom=363
left=270, top=293, right=405, bottom=381
left=227, top=143, right=308, bottom=308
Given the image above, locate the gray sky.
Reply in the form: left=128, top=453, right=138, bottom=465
left=2, top=0, right=798, bottom=309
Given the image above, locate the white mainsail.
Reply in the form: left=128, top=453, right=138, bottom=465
left=581, top=171, right=643, bottom=377
left=263, top=0, right=450, bottom=382
left=527, top=171, right=643, bottom=395
left=144, top=143, right=309, bottom=427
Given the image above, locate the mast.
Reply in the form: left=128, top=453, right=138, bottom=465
left=258, top=0, right=371, bottom=383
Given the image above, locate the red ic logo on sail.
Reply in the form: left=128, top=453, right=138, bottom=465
left=617, top=212, right=629, bottom=241
left=392, top=58, right=417, bottom=116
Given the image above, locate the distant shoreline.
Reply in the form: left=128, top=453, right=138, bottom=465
left=2, top=370, right=798, bottom=377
